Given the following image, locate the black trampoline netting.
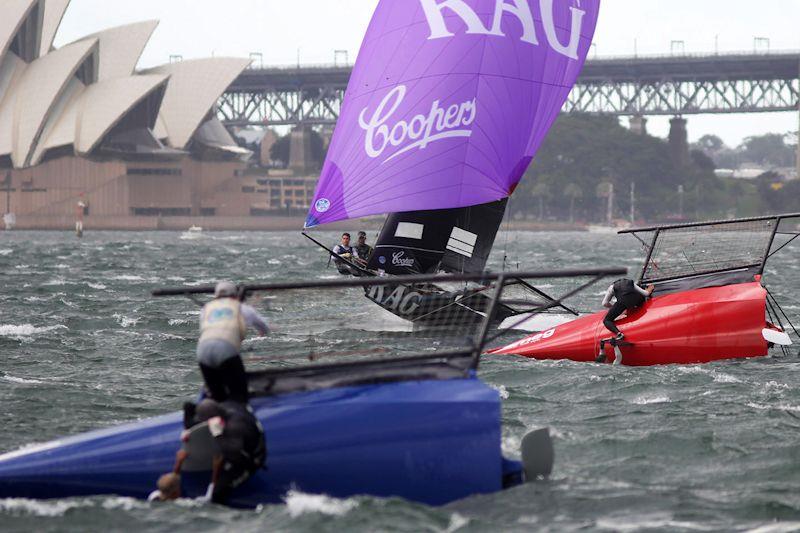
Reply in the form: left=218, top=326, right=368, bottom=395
left=631, top=215, right=800, bottom=283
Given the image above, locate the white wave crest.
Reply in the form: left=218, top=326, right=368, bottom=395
left=747, top=402, right=800, bottom=413
left=284, top=490, right=358, bottom=518
left=490, top=384, right=509, bottom=400
left=711, top=372, right=741, bottom=384
left=0, top=249, right=12, bottom=256
left=87, top=282, right=107, bottom=290
left=0, top=324, right=67, bottom=338
left=444, top=513, right=470, bottom=532
left=501, top=434, right=521, bottom=456
left=632, top=395, right=670, bottom=405
left=0, top=498, right=81, bottom=517
left=113, top=314, right=139, bottom=328
left=2, top=375, right=43, bottom=385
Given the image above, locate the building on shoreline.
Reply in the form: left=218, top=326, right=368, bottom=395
left=0, top=0, right=319, bottom=230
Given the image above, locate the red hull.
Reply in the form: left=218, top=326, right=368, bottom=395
left=489, top=282, right=770, bottom=366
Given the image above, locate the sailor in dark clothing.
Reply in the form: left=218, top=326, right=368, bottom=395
left=601, top=278, right=654, bottom=340
left=205, top=400, right=267, bottom=504
left=151, top=399, right=266, bottom=504
left=354, top=231, right=373, bottom=264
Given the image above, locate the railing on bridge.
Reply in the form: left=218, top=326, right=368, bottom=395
left=218, top=51, right=800, bottom=127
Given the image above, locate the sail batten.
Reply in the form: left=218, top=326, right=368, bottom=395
left=305, top=0, right=600, bottom=229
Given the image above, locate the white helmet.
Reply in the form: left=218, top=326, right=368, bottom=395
left=214, top=281, right=237, bottom=298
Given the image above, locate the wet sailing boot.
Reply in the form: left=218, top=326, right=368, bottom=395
left=595, top=340, right=607, bottom=363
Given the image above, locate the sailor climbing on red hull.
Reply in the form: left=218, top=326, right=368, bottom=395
left=601, top=278, right=654, bottom=341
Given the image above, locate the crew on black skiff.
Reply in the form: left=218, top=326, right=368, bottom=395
left=331, top=232, right=355, bottom=274
left=354, top=231, right=373, bottom=264
left=197, top=281, right=269, bottom=403
left=601, top=278, right=654, bottom=340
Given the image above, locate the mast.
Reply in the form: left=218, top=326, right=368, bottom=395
left=630, top=182, right=635, bottom=223
left=606, top=183, right=614, bottom=225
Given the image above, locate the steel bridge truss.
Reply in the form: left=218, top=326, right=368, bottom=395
left=218, top=84, right=346, bottom=127
left=565, top=78, right=800, bottom=116
left=219, top=54, right=800, bottom=127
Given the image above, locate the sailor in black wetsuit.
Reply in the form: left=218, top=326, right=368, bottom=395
left=205, top=400, right=266, bottom=504
left=152, top=399, right=266, bottom=504
left=601, top=278, right=654, bottom=340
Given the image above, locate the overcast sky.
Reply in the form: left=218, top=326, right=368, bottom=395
left=55, top=0, right=800, bottom=147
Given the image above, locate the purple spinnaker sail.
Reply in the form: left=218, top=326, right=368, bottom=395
left=306, top=0, right=600, bottom=228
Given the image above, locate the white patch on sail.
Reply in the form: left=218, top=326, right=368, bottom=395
left=394, top=222, right=424, bottom=239
left=446, top=226, right=477, bottom=257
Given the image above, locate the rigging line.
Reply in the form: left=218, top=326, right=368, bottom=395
left=508, top=278, right=579, bottom=316
left=502, top=193, right=512, bottom=272
left=409, top=285, right=495, bottom=324
left=483, top=274, right=608, bottom=346
left=767, top=232, right=800, bottom=259
left=765, top=286, right=799, bottom=340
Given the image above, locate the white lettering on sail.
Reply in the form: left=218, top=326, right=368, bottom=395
left=391, top=251, right=415, bottom=267
left=358, top=85, right=476, bottom=162
left=419, top=0, right=492, bottom=39
left=366, top=284, right=422, bottom=316
left=419, top=0, right=585, bottom=59
left=539, top=0, right=584, bottom=60
left=489, top=0, right=538, bottom=44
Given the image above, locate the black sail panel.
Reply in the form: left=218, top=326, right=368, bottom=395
left=366, top=199, right=508, bottom=275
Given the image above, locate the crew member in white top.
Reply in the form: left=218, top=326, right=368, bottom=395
left=197, top=281, right=269, bottom=403
left=332, top=233, right=355, bottom=275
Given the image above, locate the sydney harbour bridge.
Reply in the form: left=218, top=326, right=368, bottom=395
left=217, top=51, right=800, bottom=169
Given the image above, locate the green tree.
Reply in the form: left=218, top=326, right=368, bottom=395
left=740, top=133, right=795, bottom=167
left=531, top=182, right=551, bottom=220
left=695, top=134, right=725, bottom=153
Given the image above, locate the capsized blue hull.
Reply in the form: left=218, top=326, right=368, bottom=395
left=0, top=377, right=519, bottom=506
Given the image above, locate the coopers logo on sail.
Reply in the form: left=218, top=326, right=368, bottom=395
left=358, top=0, right=587, bottom=163
left=359, top=85, right=476, bottom=163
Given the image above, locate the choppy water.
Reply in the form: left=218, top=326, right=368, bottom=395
left=1, top=229, right=799, bottom=532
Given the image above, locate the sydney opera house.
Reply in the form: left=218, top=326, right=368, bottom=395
left=0, top=0, right=290, bottom=230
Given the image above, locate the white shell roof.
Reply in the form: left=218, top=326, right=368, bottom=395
left=39, top=0, right=71, bottom=58
left=0, top=0, right=36, bottom=60
left=144, top=57, right=250, bottom=149
left=11, top=37, right=97, bottom=167
left=32, top=74, right=169, bottom=163
left=77, top=20, right=158, bottom=81
left=0, top=54, right=28, bottom=157
left=76, top=74, right=169, bottom=154
left=29, top=74, right=84, bottom=164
